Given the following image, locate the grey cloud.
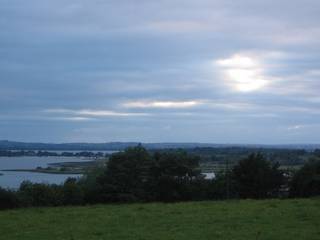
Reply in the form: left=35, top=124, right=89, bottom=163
left=0, top=0, right=319, bottom=143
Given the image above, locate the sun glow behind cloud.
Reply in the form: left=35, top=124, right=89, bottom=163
left=216, top=54, right=269, bottom=92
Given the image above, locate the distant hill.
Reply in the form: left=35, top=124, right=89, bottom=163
left=0, top=140, right=319, bottom=151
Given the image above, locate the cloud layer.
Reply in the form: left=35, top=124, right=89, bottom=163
left=0, top=0, right=319, bottom=143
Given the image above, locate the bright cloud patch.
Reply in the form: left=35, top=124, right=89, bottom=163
left=45, top=109, right=148, bottom=117
left=287, top=125, right=305, bottom=131
left=123, top=100, right=201, bottom=108
left=216, top=54, right=269, bottom=92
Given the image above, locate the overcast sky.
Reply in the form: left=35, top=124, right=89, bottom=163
left=1, top=0, right=320, bottom=143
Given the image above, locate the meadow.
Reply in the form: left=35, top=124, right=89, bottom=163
left=0, top=198, right=319, bottom=240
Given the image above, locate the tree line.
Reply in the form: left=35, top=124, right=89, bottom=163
left=1, top=145, right=319, bottom=210
left=0, top=150, right=107, bottom=158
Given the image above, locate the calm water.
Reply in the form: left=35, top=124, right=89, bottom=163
left=0, top=156, right=90, bottom=189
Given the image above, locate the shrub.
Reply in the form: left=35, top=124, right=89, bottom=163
left=18, top=181, right=63, bottom=207
left=290, top=158, right=320, bottom=197
left=62, top=178, right=84, bottom=205
left=232, top=153, right=283, bottom=198
left=0, top=187, right=20, bottom=210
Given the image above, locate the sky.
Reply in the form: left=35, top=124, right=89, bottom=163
left=0, top=0, right=320, bottom=144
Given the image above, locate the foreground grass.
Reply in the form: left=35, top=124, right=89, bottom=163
left=0, top=199, right=319, bottom=240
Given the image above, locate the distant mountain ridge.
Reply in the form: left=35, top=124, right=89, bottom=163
left=0, top=140, right=319, bottom=151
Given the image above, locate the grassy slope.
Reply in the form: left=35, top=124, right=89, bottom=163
left=0, top=199, right=319, bottom=240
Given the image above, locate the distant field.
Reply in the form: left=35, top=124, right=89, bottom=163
left=200, top=162, right=304, bottom=173
left=0, top=199, right=319, bottom=240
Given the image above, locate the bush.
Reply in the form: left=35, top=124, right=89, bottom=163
left=62, top=178, right=84, bottom=205
left=152, top=150, right=202, bottom=202
left=18, top=181, right=63, bottom=207
left=290, top=158, right=320, bottom=197
left=232, top=153, right=283, bottom=199
left=207, top=172, right=236, bottom=200
left=96, top=145, right=154, bottom=202
left=0, top=187, right=20, bottom=210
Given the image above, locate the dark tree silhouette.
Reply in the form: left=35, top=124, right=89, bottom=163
left=232, top=153, right=283, bottom=198
left=290, top=158, right=320, bottom=197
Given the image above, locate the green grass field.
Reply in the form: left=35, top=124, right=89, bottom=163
left=1, top=199, right=319, bottom=240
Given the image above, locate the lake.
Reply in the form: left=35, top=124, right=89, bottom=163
left=0, top=154, right=216, bottom=189
left=0, top=156, right=91, bottom=189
